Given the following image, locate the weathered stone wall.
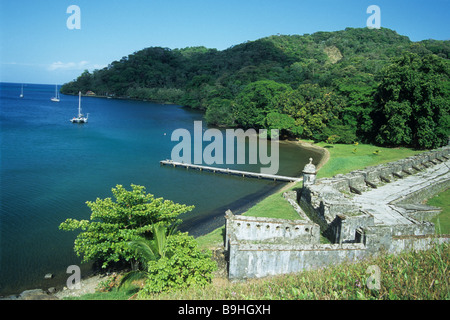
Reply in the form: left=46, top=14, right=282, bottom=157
left=301, top=145, right=450, bottom=242
left=362, top=222, right=445, bottom=255
left=227, top=224, right=447, bottom=280
left=299, top=181, right=356, bottom=225
left=395, top=204, right=442, bottom=222
left=332, top=213, right=375, bottom=244
left=389, top=234, right=450, bottom=254
left=282, top=191, right=311, bottom=221
left=224, top=211, right=320, bottom=252
left=225, top=145, right=450, bottom=280
left=304, top=146, right=450, bottom=215
left=392, top=176, right=450, bottom=206
left=228, top=241, right=367, bottom=279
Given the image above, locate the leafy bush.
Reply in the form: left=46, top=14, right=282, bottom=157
left=59, top=184, right=194, bottom=268
left=319, top=121, right=358, bottom=144
left=138, top=232, right=217, bottom=296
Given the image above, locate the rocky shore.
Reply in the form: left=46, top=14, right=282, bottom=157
left=1, top=274, right=105, bottom=300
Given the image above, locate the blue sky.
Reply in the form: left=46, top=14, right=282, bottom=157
left=0, top=0, right=449, bottom=85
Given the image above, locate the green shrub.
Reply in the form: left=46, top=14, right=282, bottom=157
left=138, top=232, right=217, bottom=296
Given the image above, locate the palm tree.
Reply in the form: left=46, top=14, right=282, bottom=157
left=119, top=223, right=175, bottom=289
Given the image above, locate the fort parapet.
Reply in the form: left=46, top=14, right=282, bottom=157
left=226, top=145, right=450, bottom=280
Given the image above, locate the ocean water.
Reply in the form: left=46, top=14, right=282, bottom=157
left=0, top=82, right=321, bottom=295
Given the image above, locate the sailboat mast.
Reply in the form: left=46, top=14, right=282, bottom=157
left=78, top=91, right=82, bottom=116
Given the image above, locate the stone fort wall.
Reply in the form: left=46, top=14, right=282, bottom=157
left=226, top=145, right=450, bottom=280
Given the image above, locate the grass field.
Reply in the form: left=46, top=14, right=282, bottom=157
left=427, top=188, right=450, bottom=235
left=314, top=142, right=423, bottom=178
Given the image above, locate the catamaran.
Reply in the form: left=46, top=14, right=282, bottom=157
left=70, top=92, right=88, bottom=123
left=51, top=84, right=60, bottom=102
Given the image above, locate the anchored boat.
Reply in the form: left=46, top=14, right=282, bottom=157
left=70, top=91, right=88, bottom=123
left=51, top=84, right=60, bottom=102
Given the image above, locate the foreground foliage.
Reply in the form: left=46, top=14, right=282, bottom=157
left=119, top=225, right=217, bottom=296
left=138, top=232, right=217, bottom=296
left=59, top=184, right=194, bottom=268
left=60, top=184, right=217, bottom=295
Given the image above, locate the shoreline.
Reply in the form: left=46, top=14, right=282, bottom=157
left=293, top=139, right=330, bottom=171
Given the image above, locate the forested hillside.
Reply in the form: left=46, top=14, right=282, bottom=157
left=61, top=27, right=450, bottom=149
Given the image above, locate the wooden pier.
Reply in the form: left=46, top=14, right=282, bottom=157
left=160, top=160, right=301, bottom=183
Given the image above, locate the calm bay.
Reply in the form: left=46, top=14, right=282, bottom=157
left=0, top=83, right=322, bottom=295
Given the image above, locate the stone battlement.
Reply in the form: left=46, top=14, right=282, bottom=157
left=226, top=145, right=450, bottom=280
left=224, top=210, right=320, bottom=251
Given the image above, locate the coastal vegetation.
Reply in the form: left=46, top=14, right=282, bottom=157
left=61, top=27, right=449, bottom=149
left=59, top=184, right=217, bottom=295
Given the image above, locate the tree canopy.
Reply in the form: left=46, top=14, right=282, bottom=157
left=61, top=28, right=450, bottom=149
left=373, top=53, right=449, bottom=149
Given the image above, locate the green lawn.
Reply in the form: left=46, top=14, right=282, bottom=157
left=315, top=142, right=423, bottom=178
left=427, top=188, right=450, bottom=235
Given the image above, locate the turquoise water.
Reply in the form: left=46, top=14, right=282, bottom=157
left=0, top=83, right=321, bottom=295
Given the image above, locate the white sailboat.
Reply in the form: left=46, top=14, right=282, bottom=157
left=51, top=84, right=60, bottom=102
left=20, top=84, right=23, bottom=98
left=70, top=92, right=88, bottom=123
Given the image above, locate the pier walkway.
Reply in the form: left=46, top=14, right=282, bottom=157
left=160, top=160, right=301, bottom=183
